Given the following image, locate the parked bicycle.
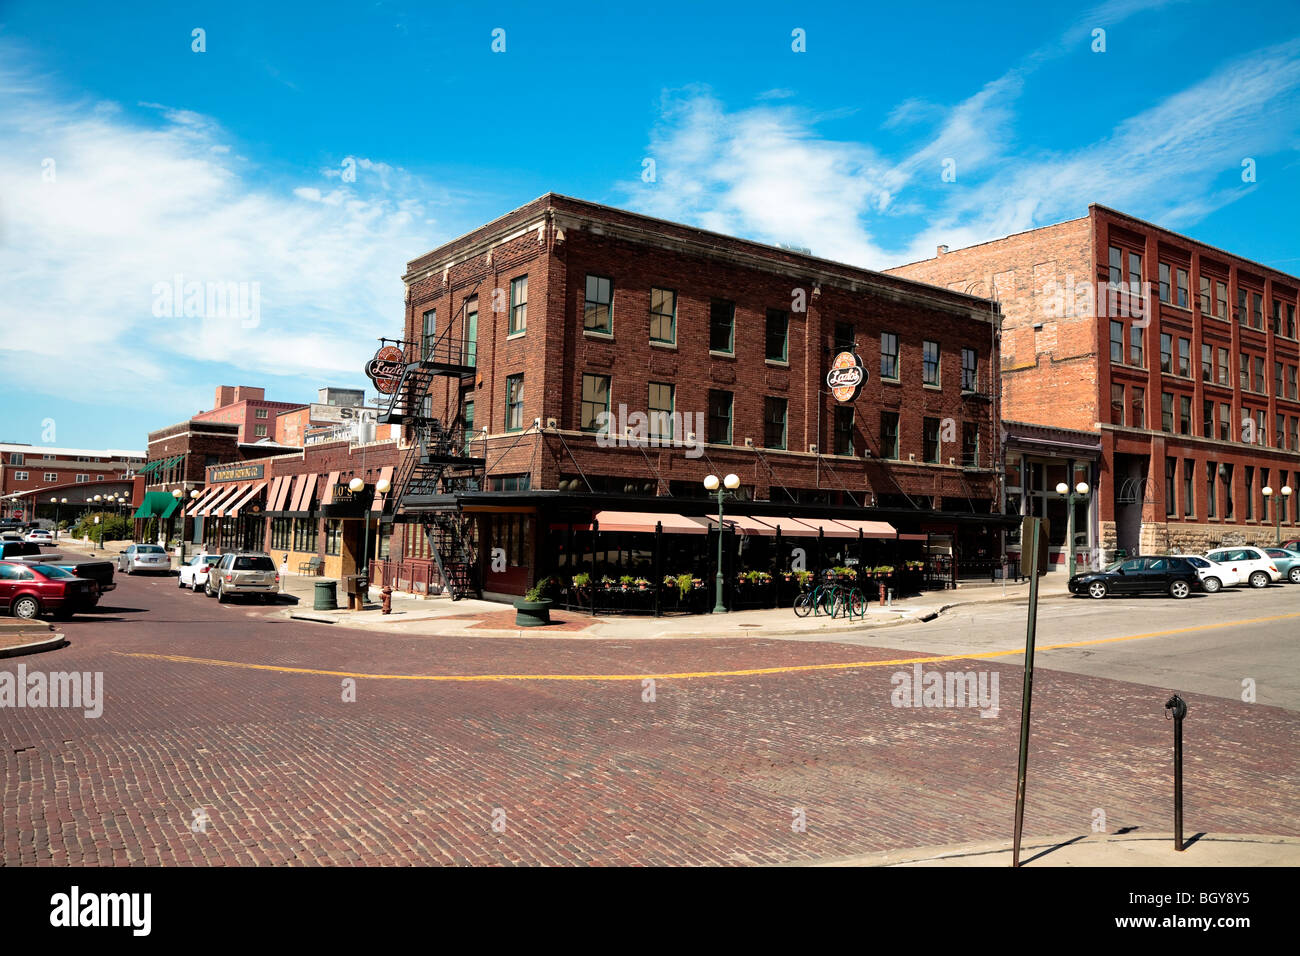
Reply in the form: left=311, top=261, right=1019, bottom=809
left=792, top=575, right=866, bottom=619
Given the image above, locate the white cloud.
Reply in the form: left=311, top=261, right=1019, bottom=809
left=624, top=30, right=1300, bottom=272
left=0, top=60, right=448, bottom=412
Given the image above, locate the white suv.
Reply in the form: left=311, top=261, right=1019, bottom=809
left=1203, top=547, right=1281, bottom=589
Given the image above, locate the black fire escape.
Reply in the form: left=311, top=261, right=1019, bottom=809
left=376, top=328, right=485, bottom=599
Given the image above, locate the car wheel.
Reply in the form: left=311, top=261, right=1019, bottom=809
left=1088, top=581, right=1108, bottom=599
left=217, top=584, right=230, bottom=604
left=11, top=596, right=41, bottom=619
left=1249, top=570, right=1269, bottom=589
left=1202, top=576, right=1221, bottom=593
left=1169, top=580, right=1191, bottom=599
left=193, top=580, right=202, bottom=592
left=177, top=577, right=185, bottom=589
left=1289, top=567, right=1300, bottom=584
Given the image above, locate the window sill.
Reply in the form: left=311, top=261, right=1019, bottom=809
left=765, top=359, right=789, bottom=367
left=923, top=384, right=942, bottom=391
left=881, top=377, right=901, bottom=386
left=650, top=340, right=677, bottom=350
left=583, top=329, right=614, bottom=341
left=709, top=350, right=736, bottom=359
left=507, top=331, right=526, bottom=341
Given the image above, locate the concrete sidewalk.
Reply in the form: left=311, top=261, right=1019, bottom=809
left=277, top=571, right=1075, bottom=639
left=812, top=832, right=1300, bottom=867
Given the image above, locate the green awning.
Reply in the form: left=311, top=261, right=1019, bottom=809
left=168, top=455, right=184, bottom=468
left=132, top=491, right=180, bottom=520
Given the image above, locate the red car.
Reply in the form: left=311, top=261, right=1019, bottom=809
left=0, top=560, right=98, bottom=620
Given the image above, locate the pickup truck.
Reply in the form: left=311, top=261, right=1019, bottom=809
left=0, top=540, right=116, bottom=602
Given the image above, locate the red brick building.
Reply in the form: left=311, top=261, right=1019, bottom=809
left=0, top=442, right=144, bottom=524
left=888, top=205, right=1300, bottom=559
left=374, top=194, right=1013, bottom=601
left=194, top=386, right=307, bottom=444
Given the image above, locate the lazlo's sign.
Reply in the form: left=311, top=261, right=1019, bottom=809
left=209, top=462, right=265, bottom=483
left=826, top=351, right=867, bottom=402
left=366, top=346, right=405, bottom=394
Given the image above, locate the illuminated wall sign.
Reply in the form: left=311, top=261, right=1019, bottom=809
left=826, top=351, right=867, bottom=402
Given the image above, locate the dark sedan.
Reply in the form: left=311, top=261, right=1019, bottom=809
left=0, top=560, right=98, bottom=619
left=1069, top=555, right=1203, bottom=599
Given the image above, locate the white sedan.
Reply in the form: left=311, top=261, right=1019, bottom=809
left=1182, top=555, right=1243, bottom=593
left=24, top=530, right=55, bottom=546
left=177, top=554, right=219, bottom=592
left=1203, top=547, right=1282, bottom=589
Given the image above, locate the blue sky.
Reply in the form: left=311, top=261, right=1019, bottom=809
left=2, top=0, right=1298, bottom=450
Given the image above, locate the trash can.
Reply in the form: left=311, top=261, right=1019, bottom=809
left=313, top=580, right=338, bottom=611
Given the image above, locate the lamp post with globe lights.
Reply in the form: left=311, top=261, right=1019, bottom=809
left=703, top=473, right=741, bottom=614
left=1262, top=485, right=1293, bottom=545
left=1056, top=479, right=1092, bottom=577
left=92, top=494, right=104, bottom=550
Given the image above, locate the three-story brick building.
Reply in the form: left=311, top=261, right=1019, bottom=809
left=375, top=194, right=1012, bottom=600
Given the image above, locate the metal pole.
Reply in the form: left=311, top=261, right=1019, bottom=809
left=713, top=490, right=726, bottom=614
left=1012, top=518, right=1041, bottom=868
left=1166, top=694, right=1187, bottom=851
left=1065, top=489, right=1075, bottom=578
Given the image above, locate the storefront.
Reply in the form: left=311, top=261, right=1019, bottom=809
left=1003, top=421, right=1103, bottom=571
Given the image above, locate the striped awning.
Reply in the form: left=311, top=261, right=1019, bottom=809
left=225, top=481, right=267, bottom=518
left=200, top=483, right=242, bottom=517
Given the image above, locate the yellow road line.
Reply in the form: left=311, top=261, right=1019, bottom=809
left=109, top=610, right=1300, bottom=683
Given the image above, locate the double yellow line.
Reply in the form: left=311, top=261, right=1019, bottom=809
left=109, top=611, right=1300, bottom=683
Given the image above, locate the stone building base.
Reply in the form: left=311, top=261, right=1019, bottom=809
left=1101, top=519, right=1286, bottom=559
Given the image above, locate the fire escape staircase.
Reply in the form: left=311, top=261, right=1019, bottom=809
left=376, top=331, right=485, bottom=599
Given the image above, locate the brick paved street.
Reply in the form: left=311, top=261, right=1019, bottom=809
left=2, top=561, right=1297, bottom=866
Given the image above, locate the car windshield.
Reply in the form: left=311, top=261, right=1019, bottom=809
left=233, top=556, right=275, bottom=571
left=136, top=546, right=165, bottom=554
left=30, top=564, right=73, bottom=579
left=1104, top=560, right=1125, bottom=572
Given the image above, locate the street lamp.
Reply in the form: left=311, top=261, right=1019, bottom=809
left=1056, top=479, right=1092, bottom=577
left=92, top=495, right=104, bottom=550
left=172, top=487, right=187, bottom=562
left=703, top=473, right=741, bottom=614
left=1262, top=485, right=1293, bottom=545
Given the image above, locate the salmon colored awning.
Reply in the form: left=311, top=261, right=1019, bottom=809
left=827, top=518, right=897, bottom=539
left=590, top=511, right=710, bottom=535
left=199, top=483, right=242, bottom=517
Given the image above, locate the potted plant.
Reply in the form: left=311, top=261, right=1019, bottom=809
left=875, top=564, right=895, bottom=576
left=572, top=572, right=591, bottom=592
left=514, top=576, right=556, bottom=627
left=791, top=569, right=813, bottom=588
left=619, top=574, right=635, bottom=591
left=634, top=577, right=650, bottom=591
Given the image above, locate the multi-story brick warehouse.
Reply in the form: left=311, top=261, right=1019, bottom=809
left=373, top=193, right=1015, bottom=602
left=887, top=204, right=1300, bottom=560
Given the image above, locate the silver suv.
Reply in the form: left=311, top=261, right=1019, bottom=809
left=206, top=551, right=281, bottom=603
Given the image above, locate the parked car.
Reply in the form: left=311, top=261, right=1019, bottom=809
left=1069, top=555, right=1203, bottom=599
left=1202, top=547, right=1281, bottom=588
left=206, top=552, right=280, bottom=603
left=24, top=529, right=54, bottom=546
left=1262, top=548, right=1300, bottom=584
left=1280, top=538, right=1300, bottom=552
left=1181, top=555, right=1244, bottom=593
left=117, top=543, right=172, bottom=575
left=0, top=560, right=98, bottom=619
left=0, top=541, right=116, bottom=602
left=178, top=553, right=219, bottom=592
left=0, top=531, right=24, bottom=543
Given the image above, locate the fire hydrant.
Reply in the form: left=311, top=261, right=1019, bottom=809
left=381, top=585, right=393, bottom=615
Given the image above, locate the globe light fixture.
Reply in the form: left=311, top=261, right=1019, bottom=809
left=348, top=477, right=365, bottom=493
left=376, top=478, right=392, bottom=494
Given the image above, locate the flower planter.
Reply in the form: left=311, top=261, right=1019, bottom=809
left=513, top=598, right=553, bottom=627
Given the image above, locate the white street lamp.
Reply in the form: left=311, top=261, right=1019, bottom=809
left=1057, top=477, right=1092, bottom=577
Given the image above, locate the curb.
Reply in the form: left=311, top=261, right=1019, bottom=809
left=804, top=832, right=1300, bottom=867
left=0, top=634, right=69, bottom=658
left=287, top=612, right=339, bottom=624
